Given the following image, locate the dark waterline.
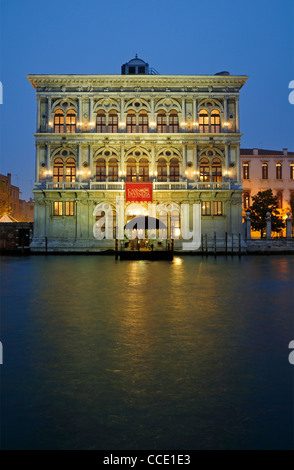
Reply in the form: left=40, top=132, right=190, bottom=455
left=0, top=255, right=293, bottom=450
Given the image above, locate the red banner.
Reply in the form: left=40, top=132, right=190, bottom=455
left=125, top=183, right=153, bottom=202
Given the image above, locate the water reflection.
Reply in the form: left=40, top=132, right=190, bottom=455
left=1, top=255, right=293, bottom=450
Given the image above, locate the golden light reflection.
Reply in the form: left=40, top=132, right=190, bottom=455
left=173, top=256, right=183, bottom=265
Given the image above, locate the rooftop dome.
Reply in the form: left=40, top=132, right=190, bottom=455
left=121, top=55, right=149, bottom=75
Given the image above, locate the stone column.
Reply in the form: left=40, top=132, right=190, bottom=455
left=77, top=144, right=81, bottom=183
left=151, top=147, right=155, bottom=178
left=48, top=97, right=52, bottom=132
left=89, top=145, right=93, bottom=184
left=246, top=211, right=251, bottom=239
left=35, top=144, right=40, bottom=183
left=224, top=98, right=228, bottom=132
left=120, top=97, right=125, bottom=132
left=151, top=98, right=155, bottom=122
left=193, top=98, right=197, bottom=125
left=120, top=146, right=124, bottom=178
left=78, top=98, right=82, bottom=132
left=224, top=143, right=229, bottom=174
left=37, top=97, right=41, bottom=132
left=89, top=97, right=94, bottom=132
left=46, top=143, right=51, bottom=174
left=183, top=144, right=187, bottom=176
left=235, top=98, right=240, bottom=132
left=266, top=212, right=272, bottom=239
left=286, top=212, right=292, bottom=239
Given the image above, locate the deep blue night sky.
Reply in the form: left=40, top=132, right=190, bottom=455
left=0, top=0, right=293, bottom=200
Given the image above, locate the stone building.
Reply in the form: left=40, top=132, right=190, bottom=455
left=0, top=173, right=20, bottom=219
left=0, top=173, right=34, bottom=222
left=240, top=148, right=294, bottom=216
left=27, top=57, right=248, bottom=252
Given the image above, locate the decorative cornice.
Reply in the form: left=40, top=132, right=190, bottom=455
left=27, top=74, right=248, bottom=92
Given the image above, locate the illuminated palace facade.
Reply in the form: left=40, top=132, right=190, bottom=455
left=28, top=57, right=248, bottom=252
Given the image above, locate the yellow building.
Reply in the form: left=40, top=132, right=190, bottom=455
left=27, top=57, right=248, bottom=252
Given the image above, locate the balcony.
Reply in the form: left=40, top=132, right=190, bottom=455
left=45, top=182, right=89, bottom=190
left=34, top=180, right=241, bottom=191
left=188, top=182, right=232, bottom=190
left=90, top=182, right=125, bottom=190
left=153, top=182, right=188, bottom=190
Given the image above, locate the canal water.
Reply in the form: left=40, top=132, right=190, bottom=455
left=0, top=255, right=293, bottom=450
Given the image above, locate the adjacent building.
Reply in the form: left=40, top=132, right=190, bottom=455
left=27, top=57, right=248, bottom=252
left=0, top=173, right=34, bottom=222
left=240, top=148, right=294, bottom=216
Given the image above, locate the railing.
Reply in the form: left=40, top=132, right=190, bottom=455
left=45, top=182, right=89, bottom=190
left=90, top=182, right=125, bottom=190
left=153, top=182, right=188, bottom=190
left=188, top=182, right=232, bottom=190
left=34, top=180, right=241, bottom=191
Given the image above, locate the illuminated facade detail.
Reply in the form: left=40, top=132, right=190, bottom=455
left=240, top=148, right=294, bottom=216
left=28, top=57, right=248, bottom=252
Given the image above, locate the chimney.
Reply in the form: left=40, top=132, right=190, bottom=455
left=283, top=148, right=288, bottom=155
left=253, top=148, right=258, bottom=155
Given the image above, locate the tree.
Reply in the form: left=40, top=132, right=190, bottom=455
left=248, top=189, right=285, bottom=238
left=0, top=181, right=12, bottom=218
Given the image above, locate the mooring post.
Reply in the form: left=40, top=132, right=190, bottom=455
left=238, top=233, right=241, bottom=258
left=225, top=232, right=228, bottom=255
left=201, top=233, right=204, bottom=254
left=286, top=213, right=292, bottom=239
left=231, top=233, right=234, bottom=257
left=115, top=238, right=118, bottom=260
left=214, top=232, right=216, bottom=258
left=45, top=236, right=48, bottom=255
left=205, top=234, right=208, bottom=257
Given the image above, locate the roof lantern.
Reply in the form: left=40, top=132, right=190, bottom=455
left=121, top=55, right=149, bottom=75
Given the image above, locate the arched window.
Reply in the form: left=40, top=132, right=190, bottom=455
left=244, top=192, right=250, bottom=209
left=157, top=111, right=167, bottom=133
left=108, top=111, right=118, bottom=133
left=200, top=158, right=210, bottom=182
left=139, top=158, right=149, bottom=182
left=126, top=111, right=136, bottom=133
left=53, top=157, right=64, bottom=182
left=96, top=158, right=106, bottom=181
left=199, top=110, right=209, bottom=133
left=108, top=158, right=118, bottom=182
left=126, top=158, right=137, bottom=182
left=170, top=158, right=179, bottom=182
left=169, top=111, right=179, bottom=133
left=138, top=111, right=148, bottom=133
left=54, top=109, right=64, bottom=133
left=211, top=110, right=221, bottom=133
left=157, top=158, right=167, bottom=182
left=212, top=158, right=222, bottom=182
left=66, top=109, right=76, bottom=133
left=96, top=111, right=106, bottom=133
left=276, top=191, right=282, bottom=209
left=65, top=158, right=76, bottom=183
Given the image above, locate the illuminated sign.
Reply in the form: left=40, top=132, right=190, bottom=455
left=125, top=183, right=153, bottom=202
